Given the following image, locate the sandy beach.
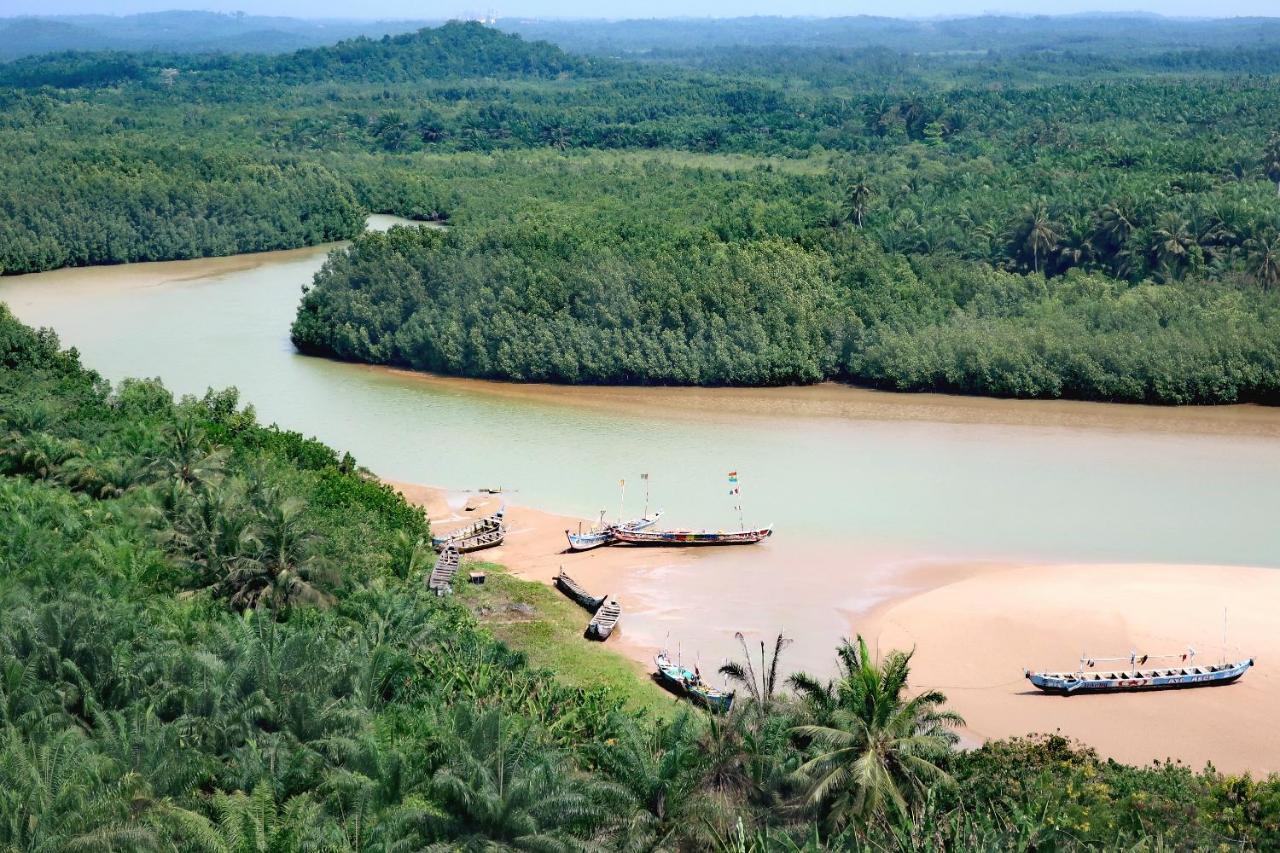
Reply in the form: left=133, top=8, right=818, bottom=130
left=392, top=480, right=1279, bottom=775
left=861, top=563, right=1280, bottom=775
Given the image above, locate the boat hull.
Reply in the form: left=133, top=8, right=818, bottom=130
left=565, top=512, right=663, bottom=551
left=554, top=572, right=606, bottom=612
left=433, top=509, right=505, bottom=553
left=615, top=526, right=772, bottom=547
left=654, top=653, right=734, bottom=713
left=1026, top=659, right=1254, bottom=695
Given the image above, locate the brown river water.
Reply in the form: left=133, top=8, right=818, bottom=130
left=4, top=215, right=1280, bottom=681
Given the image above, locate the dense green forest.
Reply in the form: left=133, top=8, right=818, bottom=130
left=4, top=19, right=1280, bottom=401
left=4, top=304, right=1280, bottom=849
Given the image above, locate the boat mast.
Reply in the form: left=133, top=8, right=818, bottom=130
left=642, top=472, right=650, bottom=518
left=618, top=479, right=626, bottom=525
left=728, top=470, right=743, bottom=531
left=1222, top=607, right=1228, bottom=665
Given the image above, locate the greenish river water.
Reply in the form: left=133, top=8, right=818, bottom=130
left=4, top=215, right=1279, bottom=671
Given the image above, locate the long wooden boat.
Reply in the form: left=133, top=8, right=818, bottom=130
left=654, top=651, right=734, bottom=713
left=614, top=526, right=772, bottom=547
left=1026, top=657, right=1254, bottom=695
left=554, top=569, right=606, bottom=613
left=565, top=510, right=663, bottom=552
left=427, top=546, right=460, bottom=595
left=431, top=507, right=506, bottom=553
left=586, top=599, right=622, bottom=641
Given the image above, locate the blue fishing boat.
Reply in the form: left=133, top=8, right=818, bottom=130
left=565, top=510, right=663, bottom=552
left=654, top=651, right=734, bottom=713
left=1026, top=649, right=1254, bottom=695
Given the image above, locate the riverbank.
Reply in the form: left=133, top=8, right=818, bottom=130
left=393, top=480, right=1279, bottom=775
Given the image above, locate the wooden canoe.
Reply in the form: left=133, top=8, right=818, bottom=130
left=427, top=546, right=460, bottom=595
left=432, top=507, right=506, bottom=553
left=613, top=526, right=772, bottom=546
left=1026, top=658, right=1254, bottom=695
left=554, top=569, right=605, bottom=613
left=585, top=599, right=621, bottom=641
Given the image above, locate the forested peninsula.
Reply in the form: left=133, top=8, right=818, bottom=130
left=5, top=20, right=1280, bottom=403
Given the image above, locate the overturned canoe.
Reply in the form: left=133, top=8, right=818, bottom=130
left=1026, top=658, right=1254, bottom=695
left=428, top=546, right=460, bottom=595
left=614, top=526, right=772, bottom=546
left=432, top=507, right=506, bottom=553
left=554, top=569, right=606, bottom=613
left=565, top=510, right=663, bottom=552
left=654, top=651, right=734, bottom=713
left=586, top=599, right=621, bottom=641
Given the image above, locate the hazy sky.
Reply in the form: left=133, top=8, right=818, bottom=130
left=1, top=1, right=1276, bottom=20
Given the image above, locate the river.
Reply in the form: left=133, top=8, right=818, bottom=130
left=4, top=215, right=1280, bottom=676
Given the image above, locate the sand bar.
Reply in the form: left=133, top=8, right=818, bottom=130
left=862, top=563, right=1280, bottom=775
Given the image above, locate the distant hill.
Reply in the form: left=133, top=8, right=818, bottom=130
left=0, top=21, right=586, bottom=89
left=0, top=11, right=438, bottom=61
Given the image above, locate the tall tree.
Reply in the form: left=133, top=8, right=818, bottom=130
left=789, top=636, right=962, bottom=831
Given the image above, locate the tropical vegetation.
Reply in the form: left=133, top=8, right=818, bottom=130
left=3, top=304, right=1280, bottom=849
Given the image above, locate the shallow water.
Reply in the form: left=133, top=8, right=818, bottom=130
left=4, top=218, right=1279, bottom=673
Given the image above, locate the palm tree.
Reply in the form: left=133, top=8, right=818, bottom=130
left=789, top=636, right=963, bottom=831
left=592, top=713, right=706, bottom=850
left=844, top=176, right=874, bottom=228
left=417, top=706, right=614, bottom=850
left=1263, top=133, right=1280, bottom=198
left=1008, top=203, right=1059, bottom=275
left=149, top=418, right=228, bottom=489
left=719, top=632, right=792, bottom=717
left=1149, top=214, right=1201, bottom=282
left=222, top=492, right=335, bottom=610
left=1248, top=232, right=1280, bottom=290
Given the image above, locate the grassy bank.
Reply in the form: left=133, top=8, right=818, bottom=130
left=455, top=560, right=675, bottom=719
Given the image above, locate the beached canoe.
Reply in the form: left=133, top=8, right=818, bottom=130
left=654, top=651, right=734, bottom=713
left=1026, top=657, right=1254, bottom=695
left=432, top=507, right=506, bottom=553
left=565, top=510, right=663, bottom=551
left=554, top=569, right=606, bottom=613
left=614, top=526, right=772, bottom=546
left=427, top=546, right=460, bottom=595
left=586, top=599, right=621, bottom=641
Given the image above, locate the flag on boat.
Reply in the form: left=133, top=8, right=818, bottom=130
left=641, top=473, right=648, bottom=480
left=727, top=471, right=738, bottom=482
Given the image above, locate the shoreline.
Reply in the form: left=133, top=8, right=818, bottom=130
left=392, top=479, right=1279, bottom=775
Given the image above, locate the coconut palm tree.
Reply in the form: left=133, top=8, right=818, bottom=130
left=1248, top=232, right=1280, bottom=290
left=222, top=492, right=335, bottom=610
left=1149, top=214, right=1201, bottom=281
left=149, top=417, right=229, bottom=489
left=416, top=706, right=614, bottom=851
left=1263, top=133, right=1280, bottom=197
left=718, top=632, right=792, bottom=717
left=591, top=713, right=706, bottom=850
left=788, top=636, right=963, bottom=831
left=1008, top=203, right=1059, bottom=275
left=844, top=176, right=875, bottom=228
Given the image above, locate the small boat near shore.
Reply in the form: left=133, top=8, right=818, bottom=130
left=1026, top=649, right=1254, bottom=695
left=586, top=599, right=622, bottom=641
left=427, top=546, right=460, bottom=596
left=654, top=651, right=734, bottom=713
left=614, top=526, right=772, bottom=546
left=554, top=568, right=606, bottom=612
left=565, top=510, right=663, bottom=551
left=432, top=506, right=506, bottom=553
